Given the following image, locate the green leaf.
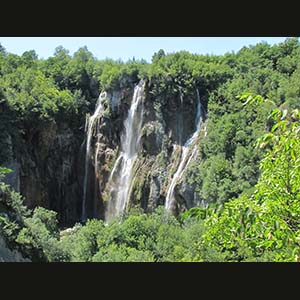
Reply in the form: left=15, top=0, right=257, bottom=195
left=269, top=108, right=281, bottom=121
left=291, top=148, right=296, bottom=161
left=271, top=120, right=287, bottom=132
left=0, top=167, right=12, bottom=174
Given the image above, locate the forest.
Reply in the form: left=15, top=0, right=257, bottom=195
left=0, top=38, right=300, bottom=262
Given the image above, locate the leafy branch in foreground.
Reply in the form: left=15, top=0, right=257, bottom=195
left=202, top=94, right=300, bottom=262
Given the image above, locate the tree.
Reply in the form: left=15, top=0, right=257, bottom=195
left=202, top=96, right=300, bottom=261
left=22, top=50, right=38, bottom=61
left=0, top=43, right=6, bottom=54
left=151, top=49, right=166, bottom=63
left=54, top=45, right=70, bottom=57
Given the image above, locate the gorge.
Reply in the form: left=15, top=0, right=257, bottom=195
left=78, top=78, right=205, bottom=223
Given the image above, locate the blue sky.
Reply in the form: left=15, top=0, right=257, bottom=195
left=0, top=37, right=288, bottom=62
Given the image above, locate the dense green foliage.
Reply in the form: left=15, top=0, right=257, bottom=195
left=202, top=97, right=300, bottom=261
left=0, top=169, right=40, bottom=261
left=187, top=38, right=300, bottom=204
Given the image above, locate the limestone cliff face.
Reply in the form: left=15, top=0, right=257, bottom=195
left=0, top=235, right=30, bottom=262
left=83, top=86, right=136, bottom=220
left=130, top=84, right=207, bottom=215
left=2, top=121, right=85, bottom=226
left=2, top=79, right=207, bottom=225
left=87, top=80, right=207, bottom=218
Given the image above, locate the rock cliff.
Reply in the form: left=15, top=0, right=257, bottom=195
left=1, top=79, right=207, bottom=225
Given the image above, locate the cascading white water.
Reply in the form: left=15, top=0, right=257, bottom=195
left=165, top=89, right=201, bottom=211
left=178, top=89, right=184, bottom=145
left=82, top=91, right=106, bottom=222
left=105, top=79, right=145, bottom=222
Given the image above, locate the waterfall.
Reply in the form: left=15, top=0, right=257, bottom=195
left=178, top=89, right=184, bottom=145
left=105, top=79, right=145, bottom=222
left=82, top=91, right=106, bottom=222
left=165, top=89, right=201, bottom=211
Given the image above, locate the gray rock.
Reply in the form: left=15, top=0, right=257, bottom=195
left=0, top=236, right=30, bottom=262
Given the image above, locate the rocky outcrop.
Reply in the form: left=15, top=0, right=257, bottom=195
left=87, top=81, right=206, bottom=218
left=0, top=235, right=30, bottom=262
left=1, top=78, right=207, bottom=226
left=3, top=122, right=85, bottom=226
left=130, top=86, right=205, bottom=214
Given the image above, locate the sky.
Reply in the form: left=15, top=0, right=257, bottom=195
left=0, top=37, right=289, bottom=62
